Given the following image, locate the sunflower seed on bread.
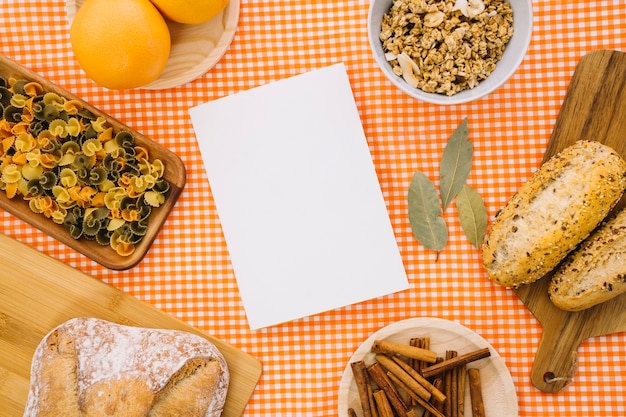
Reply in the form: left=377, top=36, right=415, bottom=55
left=482, top=140, right=626, bottom=288
left=549, top=206, right=626, bottom=311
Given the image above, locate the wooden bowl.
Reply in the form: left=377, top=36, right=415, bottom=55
left=0, top=54, right=186, bottom=270
left=66, top=0, right=240, bottom=90
left=338, top=318, right=518, bottom=416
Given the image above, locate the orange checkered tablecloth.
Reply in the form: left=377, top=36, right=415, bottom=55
left=2, top=1, right=626, bottom=416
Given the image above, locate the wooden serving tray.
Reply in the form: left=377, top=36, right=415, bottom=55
left=0, top=54, right=186, bottom=270
left=0, top=233, right=262, bottom=416
left=513, top=50, right=626, bottom=392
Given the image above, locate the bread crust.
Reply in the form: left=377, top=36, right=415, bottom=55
left=549, top=207, right=626, bottom=311
left=24, top=318, right=229, bottom=417
left=482, top=140, right=626, bottom=287
left=35, top=329, right=82, bottom=417
left=150, top=358, right=223, bottom=416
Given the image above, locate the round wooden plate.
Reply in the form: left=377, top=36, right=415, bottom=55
left=338, top=317, right=518, bottom=417
left=66, top=0, right=240, bottom=89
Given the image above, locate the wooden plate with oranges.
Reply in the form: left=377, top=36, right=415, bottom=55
left=66, top=0, right=240, bottom=90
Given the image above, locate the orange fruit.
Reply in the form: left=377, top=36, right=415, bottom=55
left=70, top=0, right=171, bottom=90
left=149, top=0, right=229, bottom=24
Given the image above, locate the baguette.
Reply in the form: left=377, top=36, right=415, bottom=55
left=482, top=140, right=626, bottom=287
left=549, top=206, right=626, bottom=311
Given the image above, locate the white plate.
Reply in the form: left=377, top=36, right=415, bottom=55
left=338, top=317, right=518, bottom=417
left=66, top=0, right=240, bottom=90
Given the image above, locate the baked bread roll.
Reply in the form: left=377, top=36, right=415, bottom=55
left=23, top=317, right=229, bottom=417
left=482, top=140, right=626, bottom=287
left=549, top=206, right=626, bottom=311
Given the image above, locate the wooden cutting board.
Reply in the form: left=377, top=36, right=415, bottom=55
left=0, top=233, right=262, bottom=416
left=513, top=50, right=626, bottom=393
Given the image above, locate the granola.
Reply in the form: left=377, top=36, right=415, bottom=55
left=379, top=0, right=514, bottom=96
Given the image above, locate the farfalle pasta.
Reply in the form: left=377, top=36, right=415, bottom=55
left=0, top=76, right=169, bottom=257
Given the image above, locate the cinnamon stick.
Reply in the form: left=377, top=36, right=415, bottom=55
left=386, top=372, right=446, bottom=417
left=390, top=355, right=446, bottom=403
left=420, top=338, right=431, bottom=370
left=367, top=379, right=379, bottom=417
left=409, top=338, right=420, bottom=371
left=351, top=361, right=373, bottom=417
left=423, top=377, right=444, bottom=417
left=373, top=390, right=394, bottom=417
left=443, top=351, right=456, bottom=417
left=409, top=337, right=430, bottom=374
left=348, top=408, right=358, bottom=417
left=375, top=354, right=431, bottom=402
left=409, top=338, right=422, bottom=406
left=458, top=364, right=466, bottom=417
left=468, top=368, right=485, bottom=417
left=421, top=338, right=430, bottom=371
left=367, top=362, right=410, bottom=417
left=371, top=340, right=438, bottom=363
left=421, top=347, right=491, bottom=378
left=448, top=351, right=459, bottom=417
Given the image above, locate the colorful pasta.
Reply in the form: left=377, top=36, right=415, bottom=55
left=0, top=76, right=169, bottom=257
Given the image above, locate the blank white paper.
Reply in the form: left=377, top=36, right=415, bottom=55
left=189, top=63, right=408, bottom=330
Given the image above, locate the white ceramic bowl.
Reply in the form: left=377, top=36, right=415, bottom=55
left=368, top=0, right=533, bottom=105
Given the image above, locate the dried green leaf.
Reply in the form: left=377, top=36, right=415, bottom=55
left=440, top=118, right=473, bottom=210
left=456, top=184, right=488, bottom=248
left=408, top=170, right=448, bottom=253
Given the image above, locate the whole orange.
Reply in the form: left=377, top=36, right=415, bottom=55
left=70, top=0, right=171, bottom=90
left=149, top=0, right=229, bottom=24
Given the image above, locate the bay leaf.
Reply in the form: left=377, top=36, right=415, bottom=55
left=456, top=184, right=488, bottom=248
left=408, top=170, right=448, bottom=253
left=440, top=118, right=472, bottom=210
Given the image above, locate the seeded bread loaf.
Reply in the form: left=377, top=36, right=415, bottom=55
left=549, top=206, right=626, bottom=311
left=23, top=317, right=229, bottom=417
left=482, top=140, right=626, bottom=287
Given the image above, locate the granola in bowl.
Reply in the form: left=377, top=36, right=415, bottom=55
left=379, top=0, right=514, bottom=97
